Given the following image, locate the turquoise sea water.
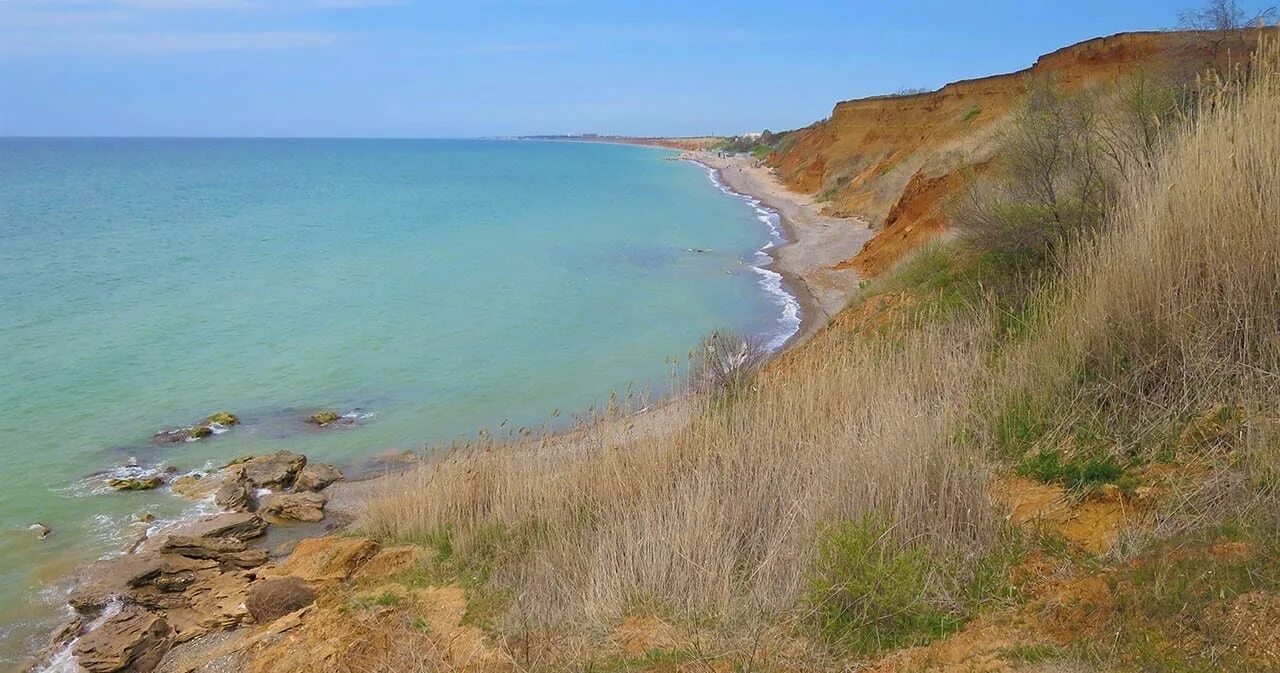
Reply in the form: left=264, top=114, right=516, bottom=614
left=0, top=138, right=796, bottom=666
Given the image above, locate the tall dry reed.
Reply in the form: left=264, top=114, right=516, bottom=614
left=360, top=318, right=997, bottom=633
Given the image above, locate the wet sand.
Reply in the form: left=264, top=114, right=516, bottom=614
left=687, top=151, right=873, bottom=342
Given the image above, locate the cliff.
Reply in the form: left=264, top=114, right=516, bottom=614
left=769, top=30, right=1249, bottom=276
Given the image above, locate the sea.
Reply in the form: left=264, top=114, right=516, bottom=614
left=0, top=138, right=797, bottom=667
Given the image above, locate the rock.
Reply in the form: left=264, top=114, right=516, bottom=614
left=29, top=523, right=51, bottom=540
left=232, top=451, right=307, bottom=490
left=276, top=537, right=380, bottom=582
left=214, top=468, right=257, bottom=512
left=169, top=473, right=216, bottom=501
left=73, top=605, right=172, bottom=673
left=294, top=463, right=343, bottom=491
left=135, top=512, right=156, bottom=523
left=244, top=577, right=316, bottom=623
left=307, top=410, right=342, bottom=426
left=260, top=491, right=327, bottom=523
left=204, top=411, right=239, bottom=427
left=168, top=512, right=268, bottom=542
left=152, top=425, right=212, bottom=445
left=152, top=412, right=238, bottom=445
left=69, top=554, right=218, bottom=612
left=109, top=476, right=163, bottom=491
left=160, top=535, right=268, bottom=569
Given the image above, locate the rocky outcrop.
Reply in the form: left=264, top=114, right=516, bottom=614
left=294, top=463, right=342, bottom=492
left=39, top=450, right=358, bottom=672
left=160, top=535, right=268, bottom=569
left=232, top=451, right=307, bottom=490
left=169, top=512, right=268, bottom=542
left=213, top=468, right=257, bottom=512
left=260, top=491, right=327, bottom=523
left=69, top=554, right=219, bottom=612
left=245, top=577, right=316, bottom=623
left=72, top=605, right=173, bottom=673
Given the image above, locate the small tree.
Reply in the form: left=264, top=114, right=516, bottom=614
left=1179, top=0, right=1277, bottom=57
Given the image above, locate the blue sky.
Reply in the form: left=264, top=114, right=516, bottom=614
left=0, top=1, right=1238, bottom=137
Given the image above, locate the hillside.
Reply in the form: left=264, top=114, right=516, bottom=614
left=769, top=30, right=1266, bottom=276
left=29, top=29, right=1280, bottom=673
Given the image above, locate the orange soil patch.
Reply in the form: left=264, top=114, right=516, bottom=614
left=840, top=167, right=983, bottom=277
left=771, top=31, right=1273, bottom=278
left=992, top=477, right=1139, bottom=554
left=612, top=614, right=680, bottom=656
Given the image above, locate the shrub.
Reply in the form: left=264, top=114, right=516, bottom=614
left=806, top=517, right=959, bottom=655
left=688, top=330, right=767, bottom=399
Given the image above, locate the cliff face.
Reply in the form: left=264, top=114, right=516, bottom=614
left=770, top=31, right=1229, bottom=276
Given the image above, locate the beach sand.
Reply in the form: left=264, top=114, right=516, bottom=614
left=687, top=151, right=873, bottom=341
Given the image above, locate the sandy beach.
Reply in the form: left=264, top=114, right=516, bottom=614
left=684, top=151, right=873, bottom=341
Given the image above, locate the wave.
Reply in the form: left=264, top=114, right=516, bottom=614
left=693, top=161, right=801, bottom=351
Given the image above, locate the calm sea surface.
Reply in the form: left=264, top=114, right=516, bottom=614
left=0, top=138, right=796, bottom=665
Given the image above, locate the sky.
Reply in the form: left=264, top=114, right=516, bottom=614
left=0, top=0, right=1248, bottom=137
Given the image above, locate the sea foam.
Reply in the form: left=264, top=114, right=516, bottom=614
left=695, top=162, right=802, bottom=351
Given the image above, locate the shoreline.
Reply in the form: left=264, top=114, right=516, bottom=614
left=682, top=150, right=873, bottom=344
left=21, top=144, right=878, bottom=673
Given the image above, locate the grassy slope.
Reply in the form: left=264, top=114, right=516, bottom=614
left=275, top=38, right=1280, bottom=673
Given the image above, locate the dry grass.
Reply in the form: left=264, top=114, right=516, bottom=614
left=360, top=316, right=999, bottom=636
left=354, top=38, right=1280, bottom=670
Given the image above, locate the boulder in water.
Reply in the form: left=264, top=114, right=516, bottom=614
left=203, top=411, right=239, bottom=427
left=306, top=410, right=342, bottom=426
left=109, top=476, right=163, bottom=491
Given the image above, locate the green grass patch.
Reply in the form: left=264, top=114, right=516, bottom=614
left=1075, top=519, right=1280, bottom=671
left=582, top=647, right=710, bottom=673
left=1016, top=448, right=1132, bottom=490
left=961, top=105, right=983, bottom=123
left=805, top=517, right=964, bottom=656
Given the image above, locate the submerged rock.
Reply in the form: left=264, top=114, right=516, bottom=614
left=294, top=463, right=343, bottom=492
left=29, top=523, right=51, bottom=540
left=306, top=410, right=342, bottom=426
left=203, top=411, right=239, bottom=427
left=169, top=473, right=215, bottom=501
left=72, top=605, right=172, bottom=673
left=260, top=491, right=327, bottom=523
left=151, top=411, right=238, bottom=445
left=108, top=476, right=163, bottom=491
